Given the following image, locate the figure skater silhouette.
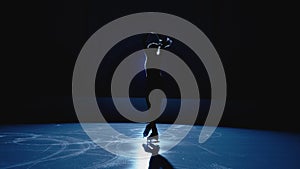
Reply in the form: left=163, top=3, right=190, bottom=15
left=143, top=33, right=172, bottom=140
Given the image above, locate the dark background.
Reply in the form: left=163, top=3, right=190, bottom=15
left=2, top=1, right=298, bottom=131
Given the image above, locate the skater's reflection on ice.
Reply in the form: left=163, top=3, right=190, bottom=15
left=142, top=143, right=174, bottom=169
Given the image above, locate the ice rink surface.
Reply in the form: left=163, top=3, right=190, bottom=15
left=1, top=123, right=300, bottom=169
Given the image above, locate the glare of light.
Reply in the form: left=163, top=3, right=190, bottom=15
left=156, top=46, right=161, bottom=55
left=132, top=143, right=151, bottom=169
left=144, top=51, right=147, bottom=77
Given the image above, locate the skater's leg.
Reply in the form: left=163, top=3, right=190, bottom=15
left=143, top=121, right=158, bottom=137
left=143, top=122, right=151, bottom=137
left=149, top=121, right=158, bottom=136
